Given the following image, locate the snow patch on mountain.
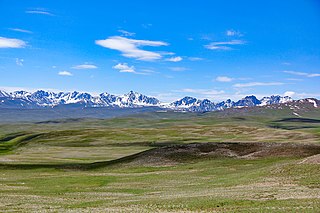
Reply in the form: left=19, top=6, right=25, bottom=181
left=306, top=99, right=318, bottom=108
left=0, top=90, right=161, bottom=108
left=0, top=89, right=317, bottom=112
left=259, top=95, right=292, bottom=106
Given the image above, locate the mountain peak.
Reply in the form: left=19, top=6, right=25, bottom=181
left=0, top=90, right=9, bottom=98
left=0, top=89, right=313, bottom=112
left=235, top=95, right=261, bottom=107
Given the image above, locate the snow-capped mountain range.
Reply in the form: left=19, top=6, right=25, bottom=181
left=0, top=90, right=159, bottom=109
left=0, top=89, right=318, bottom=112
left=168, top=95, right=294, bottom=112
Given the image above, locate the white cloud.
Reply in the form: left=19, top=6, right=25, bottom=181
left=16, top=58, right=24, bottom=66
left=141, top=69, right=158, bottom=74
left=152, top=92, right=179, bottom=103
left=277, top=91, right=320, bottom=100
left=0, top=37, right=26, bottom=48
left=158, top=51, right=175, bottom=56
left=282, top=62, right=291, bottom=65
left=290, top=92, right=320, bottom=99
left=26, top=9, right=54, bottom=16
left=9, top=28, right=33, bottom=34
left=169, top=67, right=188, bottom=72
left=188, top=57, right=204, bottom=61
left=216, top=76, right=233, bottom=82
left=113, top=63, right=135, bottom=73
left=71, top=64, right=97, bottom=69
left=165, top=56, right=182, bottom=62
left=226, top=29, right=243, bottom=37
left=308, top=74, right=320, bottom=77
left=112, top=63, right=156, bottom=75
left=118, top=30, right=135, bottom=36
left=284, top=91, right=295, bottom=97
left=233, top=82, right=284, bottom=88
left=284, top=70, right=320, bottom=77
left=58, top=71, right=73, bottom=76
left=283, top=71, right=306, bottom=76
left=95, top=36, right=168, bottom=61
left=179, top=88, right=225, bottom=96
left=205, top=40, right=245, bottom=50
left=286, top=78, right=303, bottom=81
left=155, top=91, right=260, bottom=103
left=172, top=88, right=226, bottom=101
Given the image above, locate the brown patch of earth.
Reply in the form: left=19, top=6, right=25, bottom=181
left=127, top=142, right=320, bottom=166
left=299, top=154, right=320, bottom=164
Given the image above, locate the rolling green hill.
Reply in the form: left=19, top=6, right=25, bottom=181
left=0, top=107, right=319, bottom=212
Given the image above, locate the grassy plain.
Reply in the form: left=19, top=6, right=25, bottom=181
left=0, top=108, right=320, bottom=212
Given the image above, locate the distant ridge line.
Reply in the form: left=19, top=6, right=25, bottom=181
left=0, top=89, right=319, bottom=112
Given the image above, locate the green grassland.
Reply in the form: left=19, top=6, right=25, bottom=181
left=0, top=108, right=320, bottom=212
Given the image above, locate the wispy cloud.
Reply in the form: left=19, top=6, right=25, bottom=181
left=215, top=76, right=233, bottom=82
left=155, top=91, right=246, bottom=103
left=169, top=67, right=188, bottom=72
left=112, top=63, right=153, bottom=75
left=284, top=91, right=295, bottom=97
left=71, top=64, right=97, bottom=69
left=95, top=36, right=168, bottom=61
left=282, top=62, right=291, bottom=65
left=289, top=92, right=320, bottom=99
left=0, top=37, right=26, bottom=48
left=165, top=56, right=182, bottom=62
left=178, top=88, right=225, bottom=96
left=233, top=82, right=284, bottom=88
left=26, top=9, right=54, bottom=16
left=215, top=76, right=251, bottom=83
left=282, top=91, right=320, bottom=99
left=171, top=88, right=226, bottom=101
left=113, top=63, right=135, bottom=73
left=16, top=58, right=24, bottom=66
left=283, top=70, right=320, bottom=77
left=152, top=92, right=179, bottom=103
left=188, top=57, right=204, bottom=61
left=205, top=40, right=245, bottom=50
left=158, top=51, right=175, bottom=56
left=226, top=29, right=243, bottom=37
left=141, top=69, right=158, bottom=74
left=286, top=78, right=303, bottom=81
left=118, top=30, right=135, bottom=37
left=9, top=28, right=33, bottom=34
left=58, top=71, right=73, bottom=76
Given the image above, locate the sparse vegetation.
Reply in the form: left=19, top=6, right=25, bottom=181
left=0, top=108, right=319, bottom=212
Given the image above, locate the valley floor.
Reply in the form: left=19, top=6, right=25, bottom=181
left=0, top=109, right=319, bottom=212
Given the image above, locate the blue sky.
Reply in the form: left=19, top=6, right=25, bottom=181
left=0, top=0, right=320, bottom=102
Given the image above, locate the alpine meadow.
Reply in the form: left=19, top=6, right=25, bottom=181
left=0, top=0, right=320, bottom=212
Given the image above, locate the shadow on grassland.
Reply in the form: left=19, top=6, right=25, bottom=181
left=1, top=142, right=320, bottom=171
left=268, top=117, right=320, bottom=130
